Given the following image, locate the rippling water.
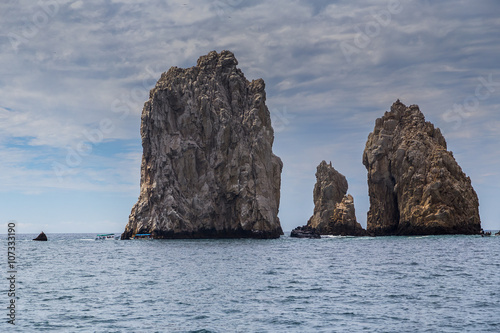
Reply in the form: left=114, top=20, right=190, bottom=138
left=2, top=233, right=500, bottom=332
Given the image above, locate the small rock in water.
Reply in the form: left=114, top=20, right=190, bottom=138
left=290, top=225, right=321, bottom=238
left=33, top=231, right=48, bottom=241
left=295, top=160, right=367, bottom=236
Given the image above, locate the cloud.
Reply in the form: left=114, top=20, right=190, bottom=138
left=0, top=0, right=499, bottom=231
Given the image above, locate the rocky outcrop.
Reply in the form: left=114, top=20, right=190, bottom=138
left=122, top=50, right=283, bottom=239
left=327, top=194, right=367, bottom=236
left=363, top=100, right=481, bottom=235
left=292, top=161, right=366, bottom=237
left=33, top=231, right=47, bottom=241
left=290, top=225, right=321, bottom=238
left=307, top=161, right=348, bottom=231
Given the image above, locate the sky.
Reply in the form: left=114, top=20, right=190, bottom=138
left=1, top=0, right=499, bottom=233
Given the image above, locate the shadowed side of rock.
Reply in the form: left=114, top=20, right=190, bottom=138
left=363, top=100, right=481, bottom=235
left=122, top=50, right=283, bottom=239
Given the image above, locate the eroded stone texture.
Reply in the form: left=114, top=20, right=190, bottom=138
left=307, top=161, right=348, bottom=231
left=363, top=100, right=481, bottom=235
left=294, top=160, right=366, bottom=236
left=327, top=194, right=367, bottom=236
left=122, top=50, right=283, bottom=239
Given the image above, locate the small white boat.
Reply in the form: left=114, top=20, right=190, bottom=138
left=95, top=234, right=119, bottom=240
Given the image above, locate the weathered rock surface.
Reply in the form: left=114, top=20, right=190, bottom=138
left=122, top=50, right=283, bottom=239
left=307, top=161, right=348, bottom=231
left=327, top=194, right=367, bottom=236
left=33, top=231, right=47, bottom=241
left=293, top=161, right=366, bottom=236
left=363, top=100, right=481, bottom=235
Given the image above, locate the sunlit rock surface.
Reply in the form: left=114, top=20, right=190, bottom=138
left=363, top=100, right=481, bottom=235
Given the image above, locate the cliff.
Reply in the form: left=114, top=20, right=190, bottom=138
left=363, top=100, right=481, bottom=235
left=122, top=50, right=283, bottom=239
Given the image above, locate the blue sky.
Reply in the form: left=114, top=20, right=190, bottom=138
left=1, top=0, right=499, bottom=233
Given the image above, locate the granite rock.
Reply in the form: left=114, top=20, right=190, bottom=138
left=307, top=161, right=348, bottom=232
left=327, top=194, right=367, bottom=236
left=301, top=160, right=366, bottom=236
left=122, top=50, right=283, bottom=239
left=363, top=100, right=481, bottom=235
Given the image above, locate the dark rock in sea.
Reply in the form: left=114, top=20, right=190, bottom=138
left=301, top=160, right=367, bottom=236
left=363, top=100, right=482, bottom=236
left=496, top=231, right=500, bottom=236
left=33, top=231, right=47, bottom=241
left=122, top=50, right=283, bottom=239
left=290, top=225, right=321, bottom=238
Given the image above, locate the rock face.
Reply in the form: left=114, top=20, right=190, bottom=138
left=299, top=160, right=366, bottom=236
left=307, top=161, right=348, bottom=231
left=122, top=50, right=283, bottom=239
left=363, top=100, right=481, bottom=235
left=328, top=194, right=367, bottom=236
left=33, top=231, right=47, bottom=241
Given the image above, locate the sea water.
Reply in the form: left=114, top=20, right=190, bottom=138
left=2, top=233, right=499, bottom=332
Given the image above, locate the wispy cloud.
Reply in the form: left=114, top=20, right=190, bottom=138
left=1, top=0, right=499, bottom=231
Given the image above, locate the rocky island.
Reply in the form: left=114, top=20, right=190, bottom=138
left=122, top=51, right=283, bottom=239
left=291, top=161, right=367, bottom=237
left=363, top=100, right=481, bottom=235
left=33, top=231, right=47, bottom=241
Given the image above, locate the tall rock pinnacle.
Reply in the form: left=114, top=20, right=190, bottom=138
left=307, top=161, right=348, bottom=231
left=363, top=100, right=481, bottom=235
left=122, top=50, right=283, bottom=239
left=291, top=160, right=366, bottom=237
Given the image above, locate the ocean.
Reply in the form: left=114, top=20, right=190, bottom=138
left=2, top=233, right=500, bottom=332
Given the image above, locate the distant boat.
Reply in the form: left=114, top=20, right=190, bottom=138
left=131, top=233, right=152, bottom=239
left=95, top=234, right=119, bottom=240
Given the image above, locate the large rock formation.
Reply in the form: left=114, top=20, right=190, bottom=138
left=291, top=161, right=366, bottom=237
left=122, top=50, right=283, bottom=239
left=363, top=100, right=481, bottom=235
